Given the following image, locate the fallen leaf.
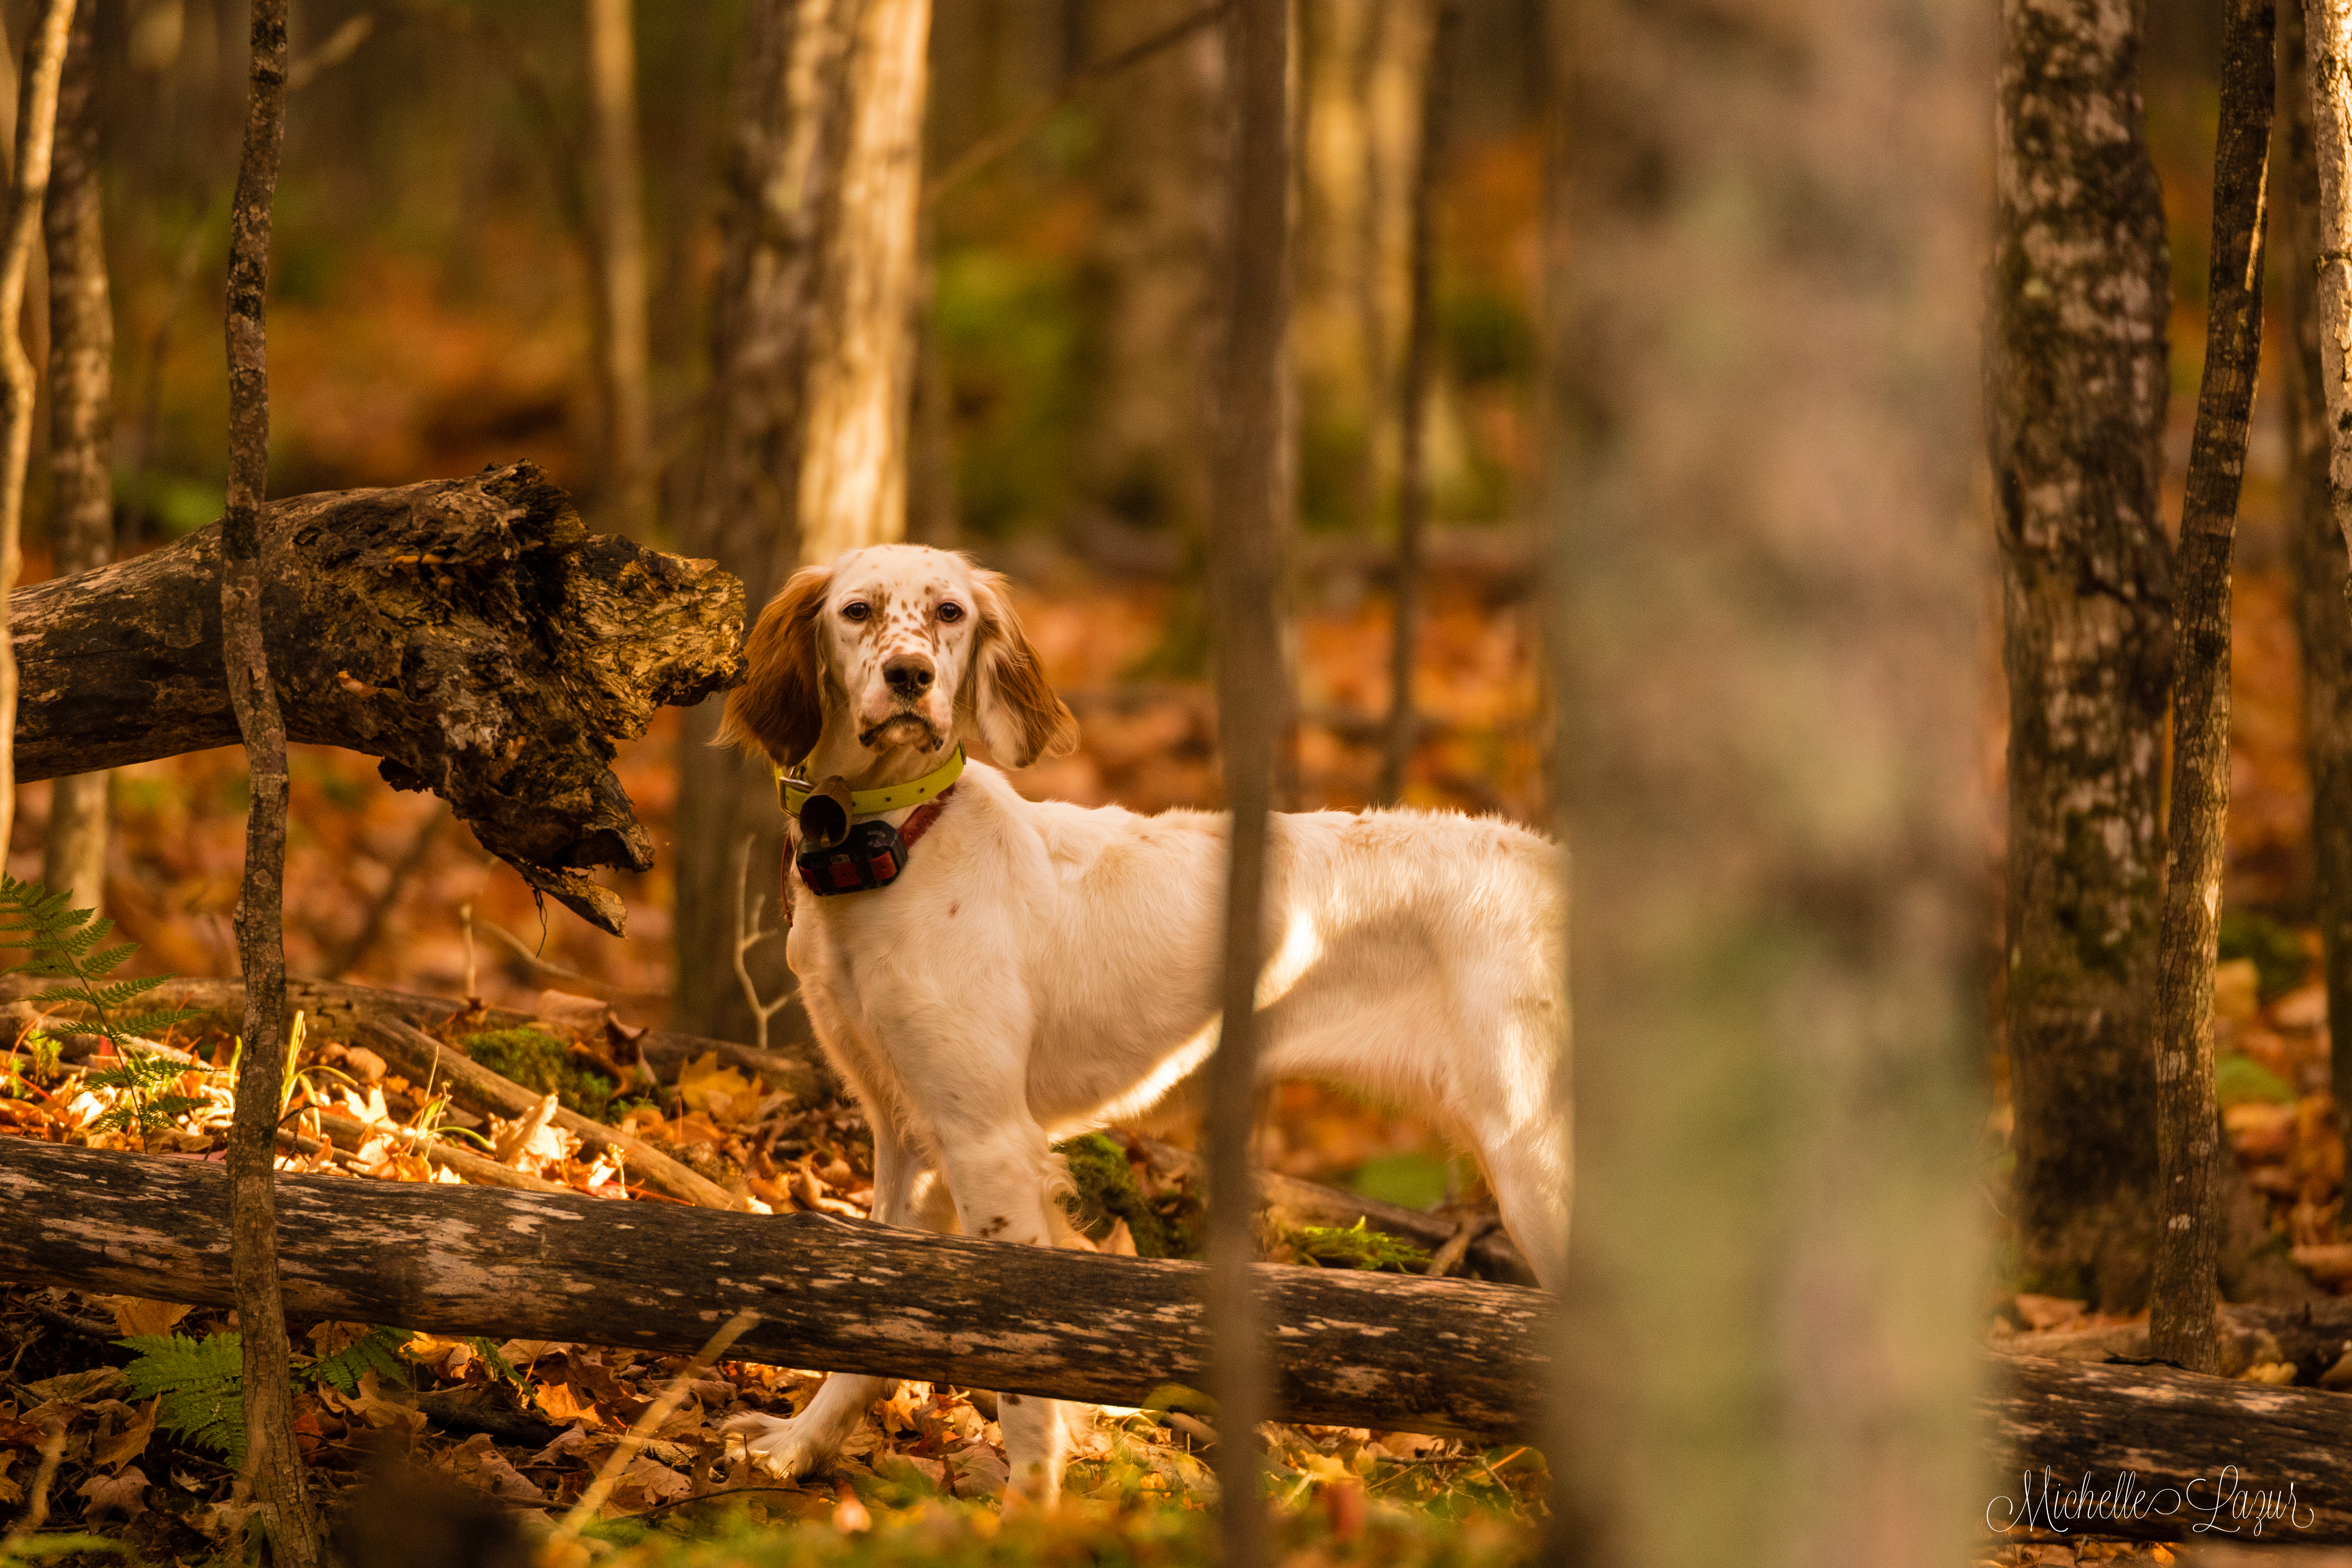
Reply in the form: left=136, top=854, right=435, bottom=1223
left=438, top=1431, right=548, bottom=1503
left=95, top=1298, right=193, bottom=1344
left=677, top=1052, right=756, bottom=1124
left=948, top=1444, right=1010, bottom=1498
left=77, top=1465, right=150, bottom=1520
left=93, top=1397, right=159, bottom=1473
left=2011, top=1294, right=2089, bottom=1332
left=22, top=1366, right=126, bottom=1403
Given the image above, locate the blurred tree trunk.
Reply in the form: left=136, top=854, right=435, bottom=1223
left=2286, top=0, right=2352, bottom=1159
left=2150, top=0, right=2274, bottom=1376
left=1295, top=0, right=1422, bottom=537
left=1081, top=0, right=1225, bottom=573
left=0, top=0, right=70, bottom=859
left=1991, top=0, right=2176, bottom=1312
left=673, top=0, right=931, bottom=1044
left=1376, top=0, right=1458, bottom=805
left=39, top=0, right=106, bottom=916
left=585, top=0, right=652, bottom=537
left=1207, top=12, right=1292, bottom=1560
left=1547, top=0, right=1984, bottom=1562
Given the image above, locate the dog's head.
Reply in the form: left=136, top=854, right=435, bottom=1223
left=717, top=544, right=1079, bottom=772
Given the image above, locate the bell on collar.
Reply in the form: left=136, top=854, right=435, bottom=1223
left=799, top=776, right=854, bottom=850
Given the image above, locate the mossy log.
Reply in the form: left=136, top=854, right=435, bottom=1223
left=0, top=1138, right=1548, bottom=1440
left=10, top=462, right=741, bottom=934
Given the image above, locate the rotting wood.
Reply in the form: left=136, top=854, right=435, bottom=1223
left=0, top=1138, right=1546, bottom=1442
left=1986, top=1354, right=2352, bottom=1546
left=7, top=460, right=742, bottom=935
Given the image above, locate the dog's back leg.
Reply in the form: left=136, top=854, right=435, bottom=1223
left=725, top=1112, right=951, bottom=1479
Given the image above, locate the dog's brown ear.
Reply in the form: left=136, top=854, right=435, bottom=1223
left=717, top=566, right=832, bottom=767
left=965, top=570, right=1078, bottom=769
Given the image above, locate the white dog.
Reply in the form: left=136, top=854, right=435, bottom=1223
left=717, top=544, right=1566, bottom=1501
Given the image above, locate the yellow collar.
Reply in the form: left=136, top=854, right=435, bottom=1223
left=776, top=746, right=965, bottom=818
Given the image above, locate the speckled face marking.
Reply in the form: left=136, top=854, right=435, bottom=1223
left=820, top=547, right=978, bottom=756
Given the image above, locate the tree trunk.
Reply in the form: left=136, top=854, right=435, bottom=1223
left=9, top=463, right=740, bottom=936
left=2288, top=0, right=2352, bottom=1165
left=1547, top=0, right=1984, bottom=1563
left=584, top=0, right=652, bottom=539
left=1207, top=0, right=1292, bottom=1557
left=0, top=0, right=72, bottom=860
left=671, top=0, right=930, bottom=1044
left=2151, top=0, right=2276, bottom=1376
left=37, top=0, right=107, bottom=917
left=0, top=1137, right=1547, bottom=1444
left=218, top=0, right=323, bottom=1557
left=1991, top=0, right=2176, bottom=1314
left=1376, top=0, right=1458, bottom=805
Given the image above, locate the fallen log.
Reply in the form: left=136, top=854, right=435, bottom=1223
left=1998, top=1298, right=2352, bottom=1383
left=0, top=973, right=832, bottom=1105
left=0, top=1138, right=1544, bottom=1440
left=1987, top=1354, right=2352, bottom=1546
left=11, top=461, right=741, bottom=934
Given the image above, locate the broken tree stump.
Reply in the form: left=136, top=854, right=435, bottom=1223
left=10, top=461, right=741, bottom=933
left=0, top=1138, right=1545, bottom=1440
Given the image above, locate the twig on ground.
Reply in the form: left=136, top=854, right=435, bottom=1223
left=554, top=1310, right=760, bottom=1539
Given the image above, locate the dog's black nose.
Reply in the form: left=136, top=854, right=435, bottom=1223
left=883, top=655, right=935, bottom=696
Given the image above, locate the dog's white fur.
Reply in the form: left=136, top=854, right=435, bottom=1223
left=717, top=544, right=1567, bottom=1500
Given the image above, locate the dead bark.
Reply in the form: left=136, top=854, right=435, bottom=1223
left=1209, top=1, right=1291, bottom=1559
left=0, top=0, right=73, bottom=860
left=37, top=0, right=107, bottom=916
left=2152, top=0, right=2276, bottom=1376
left=1376, top=0, right=1458, bottom=805
left=0, top=1137, right=1547, bottom=1443
left=584, top=0, right=652, bottom=538
left=218, top=0, right=321, bottom=1556
left=1547, top=0, right=1984, bottom=1560
left=1991, top=0, right=2177, bottom=1314
left=8, top=462, right=741, bottom=935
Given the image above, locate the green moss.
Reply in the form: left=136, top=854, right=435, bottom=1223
left=460, top=1028, right=614, bottom=1121
left=1055, top=1133, right=1173, bottom=1259
left=2215, top=1052, right=2295, bottom=1109
left=1292, top=1220, right=1433, bottom=1274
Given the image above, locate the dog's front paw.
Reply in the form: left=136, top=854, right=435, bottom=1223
left=722, top=1411, right=831, bottom=1480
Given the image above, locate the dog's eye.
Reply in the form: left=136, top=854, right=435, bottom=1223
left=937, top=602, right=965, bottom=624
left=841, top=602, right=871, bottom=622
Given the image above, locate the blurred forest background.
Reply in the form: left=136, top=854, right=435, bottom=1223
left=0, top=0, right=1553, bottom=1204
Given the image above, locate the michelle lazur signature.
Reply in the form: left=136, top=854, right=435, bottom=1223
left=1988, top=1467, right=2318, bottom=1540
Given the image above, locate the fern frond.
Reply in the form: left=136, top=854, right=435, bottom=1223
left=309, top=1326, right=413, bottom=1396
left=120, top=1332, right=247, bottom=1467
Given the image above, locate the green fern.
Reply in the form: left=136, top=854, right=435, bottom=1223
left=310, top=1325, right=413, bottom=1396
left=0, top=875, right=201, bottom=1056
left=82, top=1054, right=208, bottom=1137
left=119, top=1332, right=247, bottom=1467
left=119, top=1325, right=417, bottom=1464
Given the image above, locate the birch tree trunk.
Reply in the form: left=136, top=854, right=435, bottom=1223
left=1991, top=0, right=2176, bottom=1314
left=219, top=2, right=322, bottom=1557
left=2287, top=0, right=2352, bottom=1162
left=0, top=0, right=71, bottom=860
left=584, top=0, right=652, bottom=538
left=1547, top=0, right=1985, bottom=1560
left=2150, top=0, right=2275, bottom=1376
left=1207, top=3, right=1291, bottom=1559
left=672, top=0, right=931, bottom=1044
left=38, top=0, right=107, bottom=916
